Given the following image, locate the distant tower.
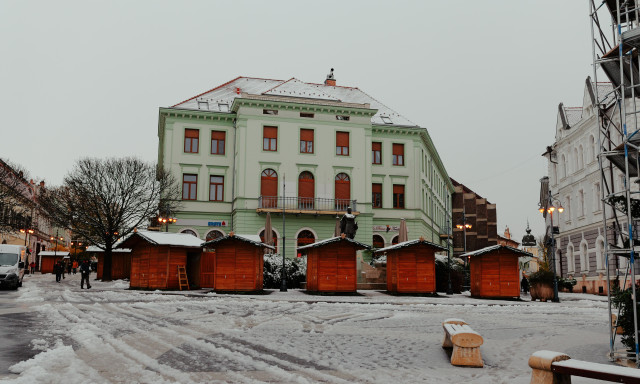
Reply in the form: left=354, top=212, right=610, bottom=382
left=503, top=226, right=511, bottom=240
left=325, top=68, right=336, bottom=86
left=521, top=222, right=536, bottom=247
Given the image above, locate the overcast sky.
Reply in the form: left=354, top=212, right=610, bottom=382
left=1, top=1, right=595, bottom=241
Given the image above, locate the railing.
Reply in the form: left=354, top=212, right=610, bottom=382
left=258, top=196, right=357, bottom=212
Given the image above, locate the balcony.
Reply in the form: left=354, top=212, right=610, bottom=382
left=257, top=196, right=358, bottom=215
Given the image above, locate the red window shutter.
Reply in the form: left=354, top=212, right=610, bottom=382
left=298, top=172, right=315, bottom=200
left=185, top=129, right=199, bottom=138
left=300, top=129, right=314, bottom=141
left=372, top=142, right=381, bottom=152
left=211, top=131, right=225, bottom=140
left=393, top=184, right=404, bottom=194
left=261, top=169, right=278, bottom=198
left=373, top=183, right=382, bottom=194
left=393, top=143, right=403, bottom=156
left=336, top=132, right=349, bottom=147
left=335, top=173, right=350, bottom=201
left=264, top=126, right=277, bottom=138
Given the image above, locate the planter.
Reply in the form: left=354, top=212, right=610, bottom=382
left=530, top=282, right=554, bottom=302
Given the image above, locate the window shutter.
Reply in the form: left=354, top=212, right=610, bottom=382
left=336, top=132, right=349, bottom=147
left=185, top=129, right=199, bottom=138
left=300, top=129, right=314, bottom=141
left=393, top=143, right=403, bottom=156
left=264, top=126, right=277, bottom=138
left=211, top=131, right=225, bottom=140
left=372, top=142, right=381, bottom=152
left=373, top=183, right=382, bottom=194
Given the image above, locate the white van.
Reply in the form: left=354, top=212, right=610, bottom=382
left=0, top=244, right=26, bottom=289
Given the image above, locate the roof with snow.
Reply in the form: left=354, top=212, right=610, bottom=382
left=116, top=231, right=203, bottom=249
left=460, top=245, right=532, bottom=258
left=86, top=246, right=131, bottom=253
left=171, top=76, right=416, bottom=127
left=375, top=239, right=447, bottom=253
left=297, top=236, right=370, bottom=251
left=39, top=251, right=70, bottom=257
left=202, top=233, right=274, bottom=250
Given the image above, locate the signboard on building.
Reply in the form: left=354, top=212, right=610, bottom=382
left=373, top=225, right=399, bottom=232
left=176, top=219, right=228, bottom=227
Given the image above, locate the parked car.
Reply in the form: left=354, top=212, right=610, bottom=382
left=0, top=244, right=26, bottom=289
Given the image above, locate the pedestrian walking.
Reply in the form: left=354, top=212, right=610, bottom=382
left=67, top=261, right=72, bottom=275
left=29, top=261, right=35, bottom=275
left=72, top=260, right=78, bottom=275
left=80, top=260, right=91, bottom=289
left=521, top=276, right=529, bottom=294
left=61, top=260, right=66, bottom=279
left=54, top=261, right=62, bottom=283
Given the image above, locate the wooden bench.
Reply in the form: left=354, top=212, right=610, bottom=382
left=529, top=350, right=640, bottom=383
left=441, top=318, right=483, bottom=367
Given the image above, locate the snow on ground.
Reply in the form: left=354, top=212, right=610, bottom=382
left=0, top=274, right=617, bottom=383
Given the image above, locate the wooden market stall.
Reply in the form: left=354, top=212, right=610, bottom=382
left=201, top=233, right=274, bottom=292
left=464, top=245, right=532, bottom=299
left=86, top=245, right=132, bottom=280
left=298, top=235, right=370, bottom=293
left=38, top=251, right=69, bottom=274
left=116, top=231, right=203, bottom=290
left=375, top=238, right=446, bottom=294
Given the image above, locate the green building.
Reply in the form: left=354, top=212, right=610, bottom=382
left=157, top=72, right=453, bottom=257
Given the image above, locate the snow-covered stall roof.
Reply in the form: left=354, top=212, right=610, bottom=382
left=461, top=245, right=532, bottom=258
left=39, top=251, right=70, bottom=257
left=297, top=236, right=370, bottom=251
left=202, top=233, right=275, bottom=250
left=116, top=231, right=203, bottom=249
left=86, top=245, right=131, bottom=253
left=375, top=239, right=447, bottom=253
left=171, top=76, right=416, bottom=127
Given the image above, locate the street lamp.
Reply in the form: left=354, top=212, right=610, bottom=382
left=456, top=208, right=473, bottom=290
left=158, top=216, right=177, bottom=232
left=539, top=198, right=563, bottom=303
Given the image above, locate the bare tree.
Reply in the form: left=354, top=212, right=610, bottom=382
left=0, top=158, right=35, bottom=234
left=40, top=157, right=181, bottom=281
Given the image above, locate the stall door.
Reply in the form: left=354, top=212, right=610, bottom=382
left=318, top=253, right=338, bottom=291
left=235, top=250, right=255, bottom=291
left=499, top=255, right=519, bottom=297
left=200, top=252, right=216, bottom=288
left=133, top=249, right=150, bottom=289
left=416, top=253, right=435, bottom=292
left=480, top=255, right=500, bottom=296
left=397, top=252, right=418, bottom=292
left=336, top=248, right=356, bottom=291
left=215, top=250, right=236, bottom=290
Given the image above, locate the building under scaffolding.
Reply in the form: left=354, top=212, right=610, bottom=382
left=590, top=0, right=640, bottom=365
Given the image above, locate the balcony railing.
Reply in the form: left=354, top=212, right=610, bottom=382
left=258, top=196, right=357, bottom=213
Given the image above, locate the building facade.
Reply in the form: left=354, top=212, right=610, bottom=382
left=451, top=179, right=498, bottom=258
left=157, top=73, right=453, bottom=258
left=543, top=78, right=636, bottom=295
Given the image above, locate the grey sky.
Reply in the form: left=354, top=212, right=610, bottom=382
left=0, top=1, right=594, bottom=242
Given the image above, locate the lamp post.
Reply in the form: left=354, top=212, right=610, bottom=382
left=446, top=215, right=453, bottom=295
left=539, top=197, right=563, bottom=303
left=157, top=216, right=177, bottom=232
left=456, top=207, right=472, bottom=290
left=50, top=230, right=64, bottom=259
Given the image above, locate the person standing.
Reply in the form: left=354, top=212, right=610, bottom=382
left=72, top=260, right=78, bottom=275
left=29, top=261, right=35, bottom=275
left=66, top=261, right=72, bottom=276
left=61, top=260, right=66, bottom=279
left=80, top=260, right=91, bottom=289
left=54, top=261, right=62, bottom=283
left=521, top=275, right=529, bottom=294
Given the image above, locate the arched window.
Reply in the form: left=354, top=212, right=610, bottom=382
left=205, top=230, right=224, bottom=242
left=372, top=235, right=385, bottom=249
left=578, top=145, right=584, bottom=170
left=561, top=154, right=567, bottom=179
left=573, top=148, right=579, bottom=172
left=181, top=229, right=198, bottom=238
left=297, top=230, right=315, bottom=247
left=259, top=230, right=278, bottom=249
left=391, top=235, right=399, bottom=245
left=596, top=237, right=605, bottom=271
left=261, top=169, right=278, bottom=208
left=567, top=244, right=575, bottom=273
left=580, top=241, right=589, bottom=272
left=298, top=171, right=315, bottom=209
left=555, top=249, right=562, bottom=276
left=589, top=135, right=596, bottom=163
left=335, top=173, right=350, bottom=210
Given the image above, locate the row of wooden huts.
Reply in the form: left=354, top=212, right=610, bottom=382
left=79, top=230, right=531, bottom=299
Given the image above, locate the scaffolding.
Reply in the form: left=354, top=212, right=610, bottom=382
left=590, top=0, right=640, bottom=365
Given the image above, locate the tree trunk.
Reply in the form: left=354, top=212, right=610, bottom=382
left=103, top=244, right=113, bottom=281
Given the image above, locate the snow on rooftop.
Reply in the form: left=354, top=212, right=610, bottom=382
left=461, top=245, right=533, bottom=258
left=118, top=230, right=204, bottom=248
left=297, top=236, right=370, bottom=251
left=85, top=246, right=131, bottom=253
left=375, top=239, right=447, bottom=253
left=171, top=76, right=416, bottom=127
left=202, top=233, right=274, bottom=250
left=39, top=251, right=70, bottom=257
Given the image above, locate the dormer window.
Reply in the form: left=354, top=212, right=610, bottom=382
left=336, top=115, right=350, bottom=121
left=300, top=112, right=314, bottom=118
left=218, top=103, right=229, bottom=112
left=263, top=109, right=278, bottom=115
left=381, top=116, right=393, bottom=124
left=197, top=101, right=209, bottom=110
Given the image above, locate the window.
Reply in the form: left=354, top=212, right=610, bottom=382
left=391, top=235, right=399, bottom=245
left=335, top=173, right=351, bottom=210
left=211, top=131, right=225, bottom=155
left=372, top=235, right=385, bottom=249
left=181, top=229, right=198, bottom=237
left=372, top=183, right=382, bottom=208
left=336, top=132, right=349, bottom=156
left=372, top=142, right=382, bottom=164
left=381, top=116, right=393, bottom=124
left=205, top=230, right=224, bottom=242
left=260, top=230, right=277, bottom=248
left=298, top=171, right=315, bottom=209
left=392, top=144, right=404, bottom=166
left=197, top=101, right=209, bottom=110
left=182, top=174, right=197, bottom=200
left=209, top=176, right=224, bottom=201
left=260, top=169, right=278, bottom=208
left=579, top=190, right=584, bottom=217
left=184, top=129, right=199, bottom=153
left=218, top=103, right=229, bottom=112
left=300, top=129, right=314, bottom=154
left=300, top=112, right=314, bottom=118
left=594, top=183, right=601, bottom=211
left=589, top=135, right=596, bottom=163
left=263, top=109, right=278, bottom=115
left=297, top=230, right=315, bottom=247
left=336, top=115, right=350, bottom=121
left=263, top=126, right=277, bottom=151
left=393, top=185, right=405, bottom=209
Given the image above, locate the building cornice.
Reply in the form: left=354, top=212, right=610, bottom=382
left=231, top=93, right=378, bottom=117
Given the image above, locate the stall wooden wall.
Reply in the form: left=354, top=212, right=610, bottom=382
left=96, top=253, right=131, bottom=280
left=470, top=250, right=520, bottom=298
left=130, top=246, right=187, bottom=290
left=306, top=243, right=357, bottom=292
left=40, top=256, right=63, bottom=274
left=206, top=241, right=263, bottom=292
left=386, top=246, right=436, bottom=293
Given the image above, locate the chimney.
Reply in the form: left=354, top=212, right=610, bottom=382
left=324, top=68, right=336, bottom=86
left=504, top=226, right=511, bottom=239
